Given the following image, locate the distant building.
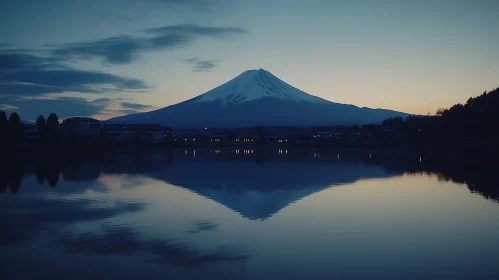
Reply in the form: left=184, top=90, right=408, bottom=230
left=172, top=132, right=198, bottom=143
left=62, top=117, right=100, bottom=138
left=210, top=134, right=231, bottom=143
left=233, top=134, right=255, bottom=144
left=317, top=132, right=331, bottom=140
left=103, top=124, right=169, bottom=142
left=264, top=134, right=288, bottom=144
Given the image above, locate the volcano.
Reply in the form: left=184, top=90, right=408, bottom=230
left=107, top=69, right=408, bottom=127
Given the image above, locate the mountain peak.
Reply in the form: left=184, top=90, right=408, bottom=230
left=106, top=69, right=409, bottom=128
left=240, top=68, right=269, bottom=77
left=194, top=69, right=330, bottom=105
left=246, top=68, right=265, bottom=72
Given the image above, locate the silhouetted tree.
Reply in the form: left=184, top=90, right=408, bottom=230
left=46, top=113, right=59, bottom=143
left=46, top=113, right=59, bottom=132
left=8, top=112, right=22, bottom=145
left=0, top=110, right=7, bottom=129
left=0, top=110, right=7, bottom=147
left=9, top=112, right=20, bottom=126
left=435, top=107, right=446, bottom=116
left=376, top=87, right=499, bottom=148
left=36, top=115, right=46, bottom=132
left=382, top=116, right=404, bottom=130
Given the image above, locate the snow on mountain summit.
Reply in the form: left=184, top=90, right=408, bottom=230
left=194, top=68, right=330, bottom=105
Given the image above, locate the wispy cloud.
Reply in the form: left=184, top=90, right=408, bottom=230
left=120, top=101, right=155, bottom=110
left=51, top=35, right=189, bottom=65
left=145, top=24, right=248, bottom=38
left=0, top=52, right=148, bottom=97
left=0, top=50, right=155, bottom=119
left=0, top=96, right=153, bottom=120
left=115, top=109, right=146, bottom=115
left=0, top=52, right=66, bottom=70
left=93, top=97, right=120, bottom=103
left=0, top=96, right=111, bottom=119
left=184, top=57, right=219, bottom=72
left=51, top=24, right=248, bottom=65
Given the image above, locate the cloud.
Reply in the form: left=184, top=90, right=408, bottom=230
left=0, top=22, right=244, bottom=118
left=0, top=82, right=73, bottom=96
left=52, top=35, right=154, bottom=65
left=0, top=52, right=148, bottom=97
left=0, top=96, right=155, bottom=120
left=1, top=70, right=147, bottom=95
left=145, top=24, right=248, bottom=37
left=184, top=57, right=219, bottom=72
left=93, top=97, right=119, bottom=103
left=0, top=96, right=111, bottom=120
left=114, top=109, right=145, bottom=115
left=120, top=101, right=155, bottom=110
left=51, top=24, right=248, bottom=65
left=0, top=104, right=17, bottom=110
left=0, top=52, right=65, bottom=70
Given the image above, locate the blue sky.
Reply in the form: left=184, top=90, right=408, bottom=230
left=1, top=0, right=498, bottom=120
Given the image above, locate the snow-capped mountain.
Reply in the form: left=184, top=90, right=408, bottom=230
left=194, top=68, right=330, bottom=105
left=107, top=69, right=408, bottom=127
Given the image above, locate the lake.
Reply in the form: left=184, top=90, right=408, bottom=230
left=1, top=148, right=499, bottom=279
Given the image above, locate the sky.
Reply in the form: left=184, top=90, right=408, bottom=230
left=0, top=0, right=498, bottom=121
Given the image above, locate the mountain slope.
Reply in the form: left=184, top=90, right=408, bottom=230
left=108, top=69, right=408, bottom=127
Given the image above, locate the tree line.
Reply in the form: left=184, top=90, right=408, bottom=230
left=1, top=87, right=498, bottom=149
left=35, top=113, right=60, bottom=139
left=0, top=111, right=59, bottom=146
left=0, top=111, right=23, bottom=145
left=373, top=87, right=499, bottom=148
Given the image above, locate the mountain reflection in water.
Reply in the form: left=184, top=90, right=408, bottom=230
left=1, top=148, right=498, bottom=206
left=1, top=148, right=499, bottom=279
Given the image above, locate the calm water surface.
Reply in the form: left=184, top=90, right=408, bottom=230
left=1, top=149, right=499, bottom=279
